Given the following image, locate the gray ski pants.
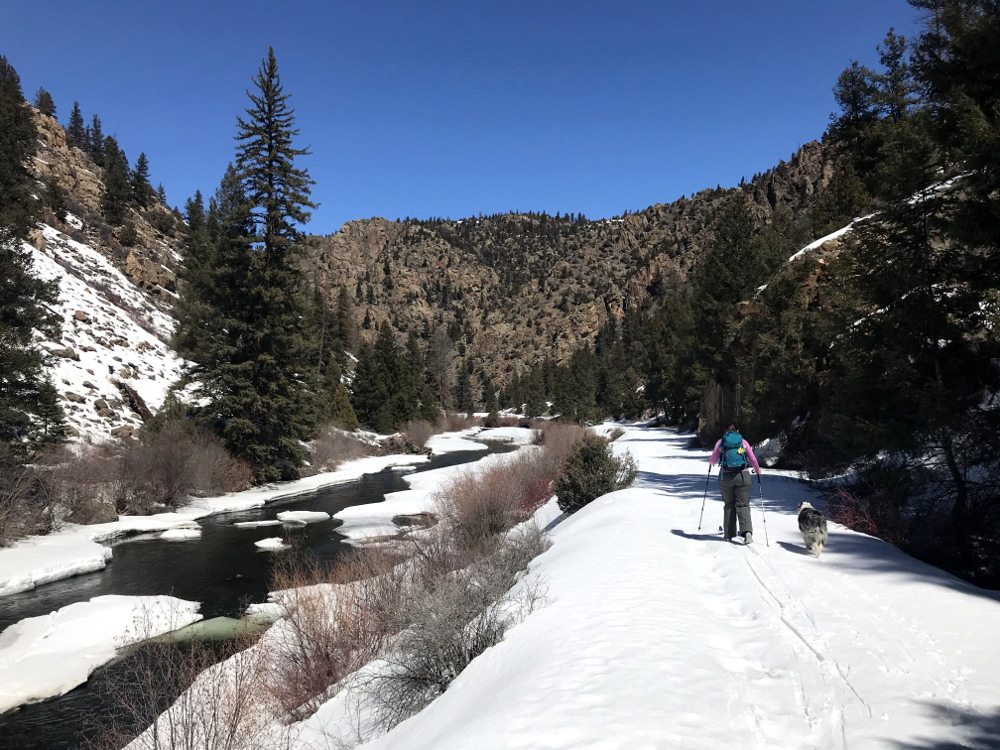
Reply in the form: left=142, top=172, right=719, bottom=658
left=718, top=469, right=753, bottom=538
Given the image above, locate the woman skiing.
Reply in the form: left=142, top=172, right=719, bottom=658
left=708, top=422, right=760, bottom=544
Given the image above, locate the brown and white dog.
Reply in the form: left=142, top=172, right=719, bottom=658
left=797, top=501, right=828, bottom=557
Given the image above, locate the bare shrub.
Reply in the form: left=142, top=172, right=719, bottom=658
left=46, top=444, right=119, bottom=525
left=533, top=421, right=592, bottom=477
left=308, top=425, right=373, bottom=474
left=495, top=415, right=521, bottom=428
left=403, top=420, right=435, bottom=449
left=84, top=628, right=274, bottom=750
left=114, top=424, right=252, bottom=514
left=357, top=524, right=549, bottom=736
left=434, top=465, right=525, bottom=549
left=0, top=449, right=53, bottom=546
left=607, top=427, right=625, bottom=442
left=438, top=412, right=481, bottom=432
left=825, top=486, right=909, bottom=547
left=265, top=550, right=405, bottom=720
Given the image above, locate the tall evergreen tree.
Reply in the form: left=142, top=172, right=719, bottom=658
left=0, top=56, right=64, bottom=449
left=100, top=136, right=132, bottom=225
left=131, top=151, right=153, bottom=208
left=66, top=101, right=85, bottom=146
left=156, top=182, right=168, bottom=206
left=33, top=87, right=55, bottom=118
left=875, top=28, right=916, bottom=123
left=87, top=114, right=104, bottom=165
left=829, top=61, right=880, bottom=171
left=179, top=51, right=323, bottom=479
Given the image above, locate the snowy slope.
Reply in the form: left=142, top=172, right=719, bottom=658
left=320, top=427, right=1000, bottom=750
left=29, top=220, right=184, bottom=441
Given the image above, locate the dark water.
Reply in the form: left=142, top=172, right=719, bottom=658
left=0, top=444, right=512, bottom=750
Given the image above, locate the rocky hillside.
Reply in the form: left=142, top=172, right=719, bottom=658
left=304, top=142, right=831, bottom=386
left=26, top=109, right=188, bottom=440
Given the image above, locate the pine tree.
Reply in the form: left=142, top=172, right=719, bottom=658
left=875, top=28, right=917, bottom=123
left=156, top=183, right=167, bottom=205
left=44, top=175, right=67, bottom=223
left=809, top=166, right=871, bottom=237
left=100, top=136, right=132, bottom=225
left=87, top=114, right=104, bottom=165
left=181, top=50, right=323, bottom=479
left=33, top=87, right=55, bottom=118
left=66, top=102, right=85, bottom=146
left=0, top=56, right=64, bottom=449
left=350, top=322, right=415, bottom=432
left=455, top=368, right=473, bottom=414
left=131, top=152, right=153, bottom=208
left=829, top=61, right=879, bottom=170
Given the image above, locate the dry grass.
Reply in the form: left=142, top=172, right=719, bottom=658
left=308, top=425, right=374, bottom=474
left=825, top=486, right=910, bottom=547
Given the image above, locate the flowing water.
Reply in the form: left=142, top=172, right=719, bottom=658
left=0, top=443, right=513, bottom=750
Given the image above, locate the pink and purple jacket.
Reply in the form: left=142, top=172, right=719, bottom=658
left=709, top=438, right=760, bottom=473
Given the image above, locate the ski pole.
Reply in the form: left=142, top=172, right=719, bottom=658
left=697, top=464, right=712, bottom=530
left=758, top=473, right=770, bottom=547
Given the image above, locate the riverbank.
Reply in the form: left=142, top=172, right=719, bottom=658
left=0, top=426, right=509, bottom=598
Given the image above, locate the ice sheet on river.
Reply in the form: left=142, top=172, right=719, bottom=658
left=0, top=594, right=201, bottom=714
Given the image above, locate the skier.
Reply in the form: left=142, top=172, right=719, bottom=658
left=708, top=422, right=761, bottom=544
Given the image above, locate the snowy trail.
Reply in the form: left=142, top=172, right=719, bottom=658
left=350, top=427, right=1000, bottom=750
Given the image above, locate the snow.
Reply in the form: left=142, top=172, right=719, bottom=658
left=254, top=538, right=288, bottom=551
left=234, top=520, right=282, bottom=528
left=299, top=426, right=1000, bottom=750
left=276, top=511, right=331, bottom=525
left=788, top=214, right=875, bottom=262
left=29, top=226, right=185, bottom=441
left=334, top=449, right=529, bottom=542
left=0, top=594, right=201, bottom=713
left=425, top=428, right=488, bottom=454
left=475, top=426, right=536, bottom=444
left=159, top=527, right=202, bottom=540
left=0, top=453, right=428, bottom=597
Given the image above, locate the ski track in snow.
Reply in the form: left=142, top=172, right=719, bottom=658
left=311, top=426, right=1000, bottom=750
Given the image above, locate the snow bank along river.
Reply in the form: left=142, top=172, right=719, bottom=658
left=272, top=427, right=1000, bottom=750
left=0, top=430, right=521, bottom=749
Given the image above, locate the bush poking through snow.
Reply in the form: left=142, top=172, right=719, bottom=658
left=307, top=424, right=373, bottom=475
left=403, top=420, right=436, bottom=449
left=0, top=448, right=54, bottom=546
left=607, top=427, right=626, bottom=442
left=113, top=424, right=253, bottom=514
left=357, top=526, right=548, bottom=737
left=555, top=436, right=638, bottom=514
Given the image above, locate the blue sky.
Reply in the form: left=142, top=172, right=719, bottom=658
left=2, top=0, right=915, bottom=234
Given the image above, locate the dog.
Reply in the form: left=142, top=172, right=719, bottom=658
left=797, top=501, right=828, bottom=557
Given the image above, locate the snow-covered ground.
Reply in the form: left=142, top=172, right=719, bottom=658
left=30, top=224, right=184, bottom=441
left=0, top=453, right=428, bottom=597
left=298, top=426, right=1000, bottom=750
left=0, top=594, right=200, bottom=713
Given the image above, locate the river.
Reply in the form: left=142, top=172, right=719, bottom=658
left=0, top=442, right=513, bottom=750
